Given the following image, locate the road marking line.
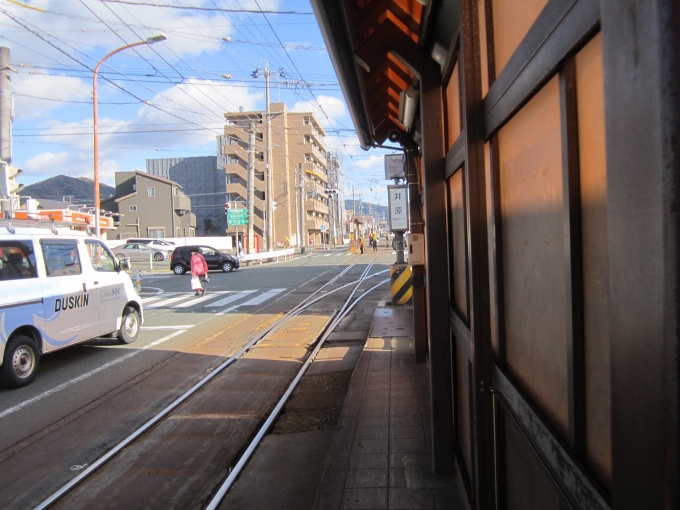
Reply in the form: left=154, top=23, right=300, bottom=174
left=144, top=295, right=193, bottom=309
left=239, top=288, right=286, bottom=306
left=205, top=290, right=256, bottom=308
left=216, top=304, right=241, bottom=316
left=170, top=291, right=230, bottom=309
left=141, top=294, right=176, bottom=305
left=0, top=329, right=189, bottom=419
left=141, top=325, right=194, bottom=330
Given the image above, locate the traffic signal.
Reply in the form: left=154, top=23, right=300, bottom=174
left=0, top=162, right=22, bottom=197
left=225, top=202, right=230, bottom=214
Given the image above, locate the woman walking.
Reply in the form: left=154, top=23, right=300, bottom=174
left=190, top=248, right=209, bottom=296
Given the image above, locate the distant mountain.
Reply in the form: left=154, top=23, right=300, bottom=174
left=19, top=175, right=116, bottom=206
left=344, top=199, right=389, bottom=220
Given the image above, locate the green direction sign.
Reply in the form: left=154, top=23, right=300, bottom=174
left=228, top=219, right=248, bottom=226
left=228, top=209, right=248, bottom=218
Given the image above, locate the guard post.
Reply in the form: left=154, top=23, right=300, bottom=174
left=133, top=269, right=142, bottom=293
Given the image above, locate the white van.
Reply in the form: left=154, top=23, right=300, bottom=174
left=0, top=220, right=143, bottom=388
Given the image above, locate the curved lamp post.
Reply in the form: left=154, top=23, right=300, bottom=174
left=93, top=34, right=167, bottom=236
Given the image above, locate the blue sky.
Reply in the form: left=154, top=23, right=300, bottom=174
left=0, top=0, right=394, bottom=204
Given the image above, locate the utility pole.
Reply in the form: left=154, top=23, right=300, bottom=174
left=0, top=47, right=11, bottom=165
left=352, top=184, right=356, bottom=218
left=265, top=62, right=274, bottom=252
left=299, top=163, right=306, bottom=251
left=294, top=168, right=300, bottom=248
left=246, top=122, right=255, bottom=254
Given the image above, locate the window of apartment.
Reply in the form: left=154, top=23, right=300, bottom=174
left=304, top=135, right=312, bottom=144
left=147, top=187, right=155, bottom=197
left=132, top=184, right=136, bottom=191
left=256, top=152, right=264, bottom=161
left=304, top=116, right=311, bottom=125
left=148, top=227, right=165, bottom=238
left=174, top=187, right=179, bottom=196
left=228, top=157, right=239, bottom=165
left=256, top=132, right=264, bottom=141
left=129, top=205, right=137, bottom=212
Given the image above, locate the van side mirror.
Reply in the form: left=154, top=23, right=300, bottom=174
left=119, top=259, right=131, bottom=270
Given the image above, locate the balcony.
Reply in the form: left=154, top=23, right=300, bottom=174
left=306, top=198, right=329, bottom=216
left=306, top=217, right=328, bottom=231
left=304, top=165, right=328, bottom=184
left=173, top=195, right=191, bottom=212
left=299, top=124, right=326, bottom=143
left=225, top=165, right=266, bottom=191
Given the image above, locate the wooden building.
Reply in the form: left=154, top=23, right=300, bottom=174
left=311, top=0, right=679, bottom=508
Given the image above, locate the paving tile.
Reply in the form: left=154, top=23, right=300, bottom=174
left=391, top=415, right=423, bottom=427
left=361, top=397, right=390, bottom=407
left=365, top=383, right=391, bottom=391
left=314, top=491, right=343, bottom=510
left=346, top=469, right=389, bottom=488
left=389, top=468, right=407, bottom=487
left=391, top=426, right=425, bottom=439
left=355, top=427, right=389, bottom=440
left=390, top=452, right=430, bottom=468
left=390, top=397, right=420, bottom=407
left=391, top=382, right=418, bottom=390
left=358, top=416, right=390, bottom=428
left=325, top=442, right=352, bottom=469
left=353, top=438, right=388, bottom=454
left=391, top=437, right=427, bottom=453
left=342, top=488, right=388, bottom=509
left=318, top=469, right=348, bottom=494
left=389, top=390, right=418, bottom=399
left=388, top=488, right=435, bottom=509
left=390, top=406, right=421, bottom=417
left=359, top=406, right=390, bottom=417
left=349, top=453, right=389, bottom=469
left=364, top=389, right=390, bottom=398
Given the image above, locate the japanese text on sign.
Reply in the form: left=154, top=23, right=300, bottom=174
left=388, top=185, right=409, bottom=231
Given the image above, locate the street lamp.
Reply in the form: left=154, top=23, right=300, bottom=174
left=92, top=34, right=167, bottom=236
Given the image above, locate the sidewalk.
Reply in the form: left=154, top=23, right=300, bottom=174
left=313, top=307, right=467, bottom=509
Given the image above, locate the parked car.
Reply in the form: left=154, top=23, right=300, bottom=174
left=0, top=222, right=142, bottom=388
left=170, top=245, right=240, bottom=275
left=126, top=238, right=175, bottom=248
left=111, top=243, right=168, bottom=262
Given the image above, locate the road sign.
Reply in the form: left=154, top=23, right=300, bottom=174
left=228, top=210, right=248, bottom=219
left=388, top=185, right=409, bottom=231
left=228, top=219, right=248, bottom=226
left=320, top=224, right=327, bottom=232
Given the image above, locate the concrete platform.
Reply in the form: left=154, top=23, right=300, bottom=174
left=313, top=308, right=468, bottom=510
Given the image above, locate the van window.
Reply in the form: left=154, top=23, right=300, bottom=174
left=85, top=240, right=117, bottom=272
left=0, top=241, right=37, bottom=280
left=41, top=240, right=82, bottom=276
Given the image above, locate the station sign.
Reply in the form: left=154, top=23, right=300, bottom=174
left=387, top=185, right=409, bottom=231
left=384, top=153, right=405, bottom=181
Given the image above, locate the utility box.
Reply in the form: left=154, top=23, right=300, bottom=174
left=408, top=233, right=425, bottom=265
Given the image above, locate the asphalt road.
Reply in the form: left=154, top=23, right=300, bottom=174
left=0, top=246, right=394, bottom=509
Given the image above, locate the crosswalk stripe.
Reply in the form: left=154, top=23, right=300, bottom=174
left=205, top=290, right=257, bottom=308
left=239, top=288, right=286, bottom=306
left=171, top=291, right=230, bottom=309
left=142, top=295, right=171, bottom=305
left=145, top=295, right=190, bottom=308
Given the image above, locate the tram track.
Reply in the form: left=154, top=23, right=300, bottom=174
left=33, top=260, right=389, bottom=510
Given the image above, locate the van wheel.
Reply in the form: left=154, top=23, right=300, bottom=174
left=117, top=307, right=140, bottom=344
left=2, top=335, right=39, bottom=388
left=172, top=264, right=186, bottom=275
left=221, top=261, right=233, bottom=272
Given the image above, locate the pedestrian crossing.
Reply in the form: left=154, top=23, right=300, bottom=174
left=141, top=288, right=287, bottom=311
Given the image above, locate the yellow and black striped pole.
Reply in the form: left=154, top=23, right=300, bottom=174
left=390, top=264, right=413, bottom=305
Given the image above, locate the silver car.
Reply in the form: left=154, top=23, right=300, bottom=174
left=111, top=242, right=169, bottom=262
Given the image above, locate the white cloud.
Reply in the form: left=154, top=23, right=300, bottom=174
left=13, top=74, right=91, bottom=119
left=23, top=151, right=70, bottom=175
left=291, top=95, right=347, bottom=127
left=22, top=150, right=120, bottom=184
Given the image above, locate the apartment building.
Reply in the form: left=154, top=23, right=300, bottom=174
left=220, top=103, right=333, bottom=248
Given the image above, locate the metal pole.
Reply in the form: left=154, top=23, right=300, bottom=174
left=0, top=47, right=11, bottom=166
left=294, top=168, right=300, bottom=248
left=246, top=122, right=255, bottom=254
left=265, top=63, right=274, bottom=251
left=300, top=163, right=306, bottom=250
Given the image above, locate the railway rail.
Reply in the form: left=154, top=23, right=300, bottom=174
left=34, top=260, right=388, bottom=510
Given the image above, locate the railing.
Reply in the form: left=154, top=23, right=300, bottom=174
left=239, top=248, right=295, bottom=264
